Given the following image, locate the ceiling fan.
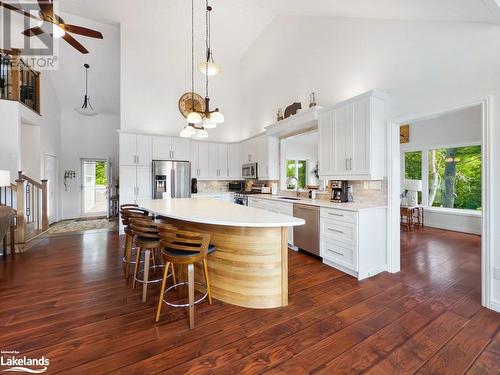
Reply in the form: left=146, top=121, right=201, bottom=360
left=0, top=0, right=103, bottom=54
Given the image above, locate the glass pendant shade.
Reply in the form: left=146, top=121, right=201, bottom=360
left=203, top=118, right=216, bottom=129
left=187, top=111, right=202, bottom=124
left=197, top=129, right=209, bottom=138
left=39, top=21, right=66, bottom=38
left=180, top=127, right=191, bottom=138
left=198, top=61, right=220, bottom=76
left=210, top=110, right=224, bottom=124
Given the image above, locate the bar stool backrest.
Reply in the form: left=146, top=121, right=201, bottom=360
left=120, top=208, right=150, bottom=227
left=158, top=224, right=210, bottom=261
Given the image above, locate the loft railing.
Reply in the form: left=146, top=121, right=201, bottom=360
left=0, top=172, right=48, bottom=243
left=0, top=50, right=40, bottom=114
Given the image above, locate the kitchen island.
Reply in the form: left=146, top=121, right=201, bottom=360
left=138, top=198, right=304, bottom=309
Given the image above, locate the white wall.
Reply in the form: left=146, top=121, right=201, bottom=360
left=59, top=111, right=119, bottom=220
left=0, top=101, right=20, bottom=180
left=401, top=106, right=482, bottom=151
left=240, top=16, right=500, bottom=307
left=20, top=123, right=41, bottom=180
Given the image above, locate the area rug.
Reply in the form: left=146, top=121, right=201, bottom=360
left=47, top=218, right=118, bottom=234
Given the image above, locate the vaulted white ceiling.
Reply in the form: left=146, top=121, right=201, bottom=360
left=252, top=0, right=500, bottom=23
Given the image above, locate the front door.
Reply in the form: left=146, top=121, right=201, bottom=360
left=81, top=159, right=109, bottom=217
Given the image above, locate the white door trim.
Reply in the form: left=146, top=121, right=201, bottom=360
left=386, top=96, right=494, bottom=311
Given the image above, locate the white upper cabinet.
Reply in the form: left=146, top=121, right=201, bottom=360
left=240, top=135, right=279, bottom=180
left=227, top=143, right=241, bottom=180
left=152, top=136, right=190, bottom=161
left=170, top=137, right=190, bottom=161
left=190, top=141, right=210, bottom=179
left=318, top=90, right=386, bottom=180
left=217, top=144, right=229, bottom=179
left=120, top=133, right=152, bottom=166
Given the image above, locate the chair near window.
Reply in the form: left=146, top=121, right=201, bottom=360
left=155, top=224, right=216, bottom=329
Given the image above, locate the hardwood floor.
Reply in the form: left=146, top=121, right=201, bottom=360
left=0, top=227, right=498, bottom=374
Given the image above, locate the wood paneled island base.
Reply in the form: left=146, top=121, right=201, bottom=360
left=169, top=219, right=289, bottom=308
left=138, top=198, right=304, bottom=309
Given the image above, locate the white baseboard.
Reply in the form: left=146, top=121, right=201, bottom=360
left=490, top=299, right=500, bottom=313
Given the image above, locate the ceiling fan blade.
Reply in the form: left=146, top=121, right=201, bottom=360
left=62, top=24, right=103, bottom=39
left=37, top=0, right=53, bottom=17
left=22, top=27, right=44, bottom=37
left=0, top=1, right=41, bottom=20
left=62, top=33, right=89, bottom=54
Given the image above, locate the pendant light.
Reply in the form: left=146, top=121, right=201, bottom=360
left=75, top=63, right=98, bottom=116
left=198, top=1, right=220, bottom=76
left=180, top=0, right=224, bottom=138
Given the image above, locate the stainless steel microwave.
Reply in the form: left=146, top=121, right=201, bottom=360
left=242, top=163, right=258, bottom=179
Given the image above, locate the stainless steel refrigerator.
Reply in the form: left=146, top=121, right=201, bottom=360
left=152, top=160, right=191, bottom=199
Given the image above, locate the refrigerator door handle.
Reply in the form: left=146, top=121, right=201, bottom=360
left=171, top=168, right=176, bottom=198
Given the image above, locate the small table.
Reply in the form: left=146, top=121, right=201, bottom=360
left=400, top=205, right=424, bottom=231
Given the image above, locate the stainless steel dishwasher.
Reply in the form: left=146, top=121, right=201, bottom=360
left=293, top=204, right=320, bottom=256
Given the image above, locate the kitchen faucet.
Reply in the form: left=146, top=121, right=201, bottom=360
left=286, top=176, right=300, bottom=197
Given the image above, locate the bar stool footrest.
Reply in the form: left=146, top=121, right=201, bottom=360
left=134, top=265, right=167, bottom=285
left=162, top=281, right=208, bottom=308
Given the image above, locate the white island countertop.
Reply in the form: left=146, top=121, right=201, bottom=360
left=138, top=198, right=305, bottom=228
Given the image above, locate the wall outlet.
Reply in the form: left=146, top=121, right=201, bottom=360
left=494, top=267, right=500, bottom=280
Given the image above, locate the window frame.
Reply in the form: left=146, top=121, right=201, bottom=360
left=401, top=141, right=482, bottom=213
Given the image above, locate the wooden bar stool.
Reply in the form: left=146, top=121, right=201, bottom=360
left=130, top=218, right=176, bottom=302
left=120, top=205, right=150, bottom=280
left=156, top=224, right=216, bottom=329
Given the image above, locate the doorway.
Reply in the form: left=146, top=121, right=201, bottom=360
left=43, top=154, right=58, bottom=224
left=81, top=159, right=109, bottom=217
left=388, top=97, right=493, bottom=309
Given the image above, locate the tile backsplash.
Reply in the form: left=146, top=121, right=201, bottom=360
left=197, top=180, right=232, bottom=193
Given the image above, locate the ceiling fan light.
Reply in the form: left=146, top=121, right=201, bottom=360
left=196, top=129, right=209, bottom=138
left=187, top=111, right=202, bottom=124
left=203, top=118, right=217, bottom=129
left=210, top=110, right=224, bottom=124
left=198, top=61, right=220, bottom=76
left=39, top=21, right=66, bottom=38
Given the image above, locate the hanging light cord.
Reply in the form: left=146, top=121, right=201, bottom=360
left=190, top=0, right=195, bottom=112
left=205, top=0, right=210, bottom=99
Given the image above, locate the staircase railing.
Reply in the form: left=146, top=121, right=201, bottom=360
left=16, top=172, right=48, bottom=242
left=0, top=172, right=48, bottom=243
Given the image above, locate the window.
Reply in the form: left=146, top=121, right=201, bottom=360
left=404, top=151, right=422, bottom=180
left=286, top=159, right=307, bottom=190
left=428, top=145, right=481, bottom=210
left=404, top=151, right=422, bottom=203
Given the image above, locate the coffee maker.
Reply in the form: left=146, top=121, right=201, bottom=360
left=191, top=178, right=198, bottom=194
left=330, top=181, right=349, bottom=203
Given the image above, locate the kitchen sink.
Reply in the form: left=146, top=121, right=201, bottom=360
left=278, top=197, right=302, bottom=201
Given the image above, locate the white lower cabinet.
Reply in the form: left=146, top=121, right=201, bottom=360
left=320, top=207, right=386, bottom=280
left=247, top=197, right=294, bottom=246
left=192, top=193, right=234, bottom=202
left=119, top=165, right=152, bottom=205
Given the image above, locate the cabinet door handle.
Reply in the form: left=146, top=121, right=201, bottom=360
left=227, top=168, right=229, bottom=177
left=328, top=249, right=344, bottom=256
left=328, top=228, right=344, bottom=234
left=137, top=155, right=140, bottom=164
left=328, top=213, right=344, bottom=217
left=350, top=158, right=353, bottom=170
left=345, top=158, right=348, bottom=170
